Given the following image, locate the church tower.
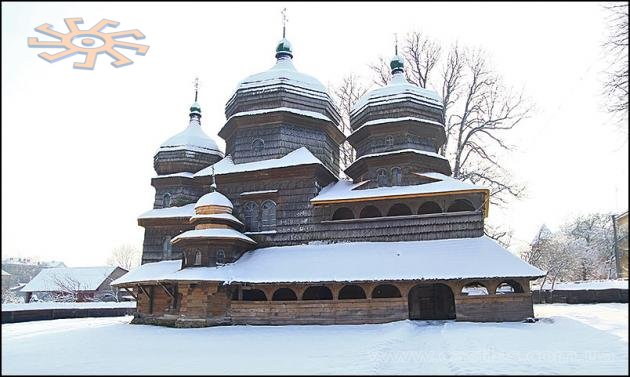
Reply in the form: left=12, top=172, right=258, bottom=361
left=345, top=41, right=451, bottom=188
left=218, top=12, right=345, bottom=175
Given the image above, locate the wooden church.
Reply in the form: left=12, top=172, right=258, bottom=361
left=113, top=26, right=544, bottom=327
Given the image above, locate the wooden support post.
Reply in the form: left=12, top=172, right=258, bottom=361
left=159, top=283, right=175, bottom=300
left=123, top=287, right=138, bottom=301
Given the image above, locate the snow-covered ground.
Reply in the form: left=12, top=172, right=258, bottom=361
left=2, top=304, right=627, bottom=375
left=2, top=301, right=136, bottom=311
left=532, top=279, right=629, bottom=291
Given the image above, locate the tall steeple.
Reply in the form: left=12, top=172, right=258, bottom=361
left=275, top=8, right=293, bottom=59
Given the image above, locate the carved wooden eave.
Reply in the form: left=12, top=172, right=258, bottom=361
left=344, top=150, right=452, bottom=179
left=218, top=110, right=346, bottom=146
left=346, top=118, right=447, bottom=147
left=138, top=216, right=193, bottom=228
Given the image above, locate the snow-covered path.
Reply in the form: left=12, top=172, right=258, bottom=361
left=2, top=304, right=627, bottom=375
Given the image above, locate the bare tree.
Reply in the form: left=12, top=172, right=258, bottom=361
left=331, top=74, right=368, bottom=171
left=484, top=223, right=514, bottom=248
left=52, top=274, right=85, bottom=302
left=107, top=244, right=141, bottom=271
left=602, top=2, right=629, bottom=118
left=403, top=31, right=442, bottom=89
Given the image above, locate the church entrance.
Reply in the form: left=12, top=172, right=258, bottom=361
left=408, top=283, right=456, bottom=320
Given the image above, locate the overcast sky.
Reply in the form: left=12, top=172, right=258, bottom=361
left=2, top=2, right=628, bottom=266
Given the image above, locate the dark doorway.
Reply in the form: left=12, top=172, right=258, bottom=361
left=408, top=283, right=455, bottom=320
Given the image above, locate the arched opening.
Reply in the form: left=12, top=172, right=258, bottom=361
left=261, top=200, right=277, bottom=230
left=387, top=203, right=412, bottom=216
left=359, top=205, right=382, bottom=218
left=243, top=201, right=259, bottom=232
left=391, top=167, right=402, bottom=186
left=495, top=280, right=524, bottom=294
left=332, top=207, right=354, bottom=220
left=162, top=193, right=172, bottom=207
left=408, top=283, right=455, bottom=320
left=302, top=286, right=333, bottom=300
left=376, top=169, right=389, bottom=187
left=338, top=284, right=366, bottom=299
left=252, top=138, right=264, bottom=154
left=447, top=199, right=475, bottom=212
left=372, top=284, right=402, bottom=298
left=216, top=249, right=225, bottom=265
left=418, top=201, right=442, bottom=215
left=194, top=251, right=202, bottom=266
left=461, top=282, right=489, bottom=296
left=272, top=288, right=297, bottom=301
left=242, top=289, right=267, bottom=301
left=162, top=236, right=172, bottom=257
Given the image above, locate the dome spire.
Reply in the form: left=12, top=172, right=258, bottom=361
left=275, top=8, right=293, bottom=59
left=189, top=77, right=202, bottom=118
left=210, top=165, right=217, bottom=192
left=390, top=33, right=404, bottom=75
left=282, top=7, right=287, bottom=38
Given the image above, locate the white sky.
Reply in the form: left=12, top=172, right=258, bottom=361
left=2, top=2, right=628, bottom=266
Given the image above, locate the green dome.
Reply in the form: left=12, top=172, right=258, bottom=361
left=275, top=38, right=293, bottom=59
left=390, top=55, right=404, bottom=74
left=190, top=101, right=201, bottom=115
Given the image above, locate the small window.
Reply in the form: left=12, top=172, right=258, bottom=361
left=163, top=236, right=172, bottom=257
left=261, top=200, right=277, bottom=230
left=243, top=201, right=259, bottom=232
left=194, top=251, right=202, bottom=266
left=385, top=135, right=394, bottom=147
left=376, top=169, right=388, bottom=187
left=216, top=249, right=225, bottom=265
left=162, top=193, right=172, bottom=207
left=391, top=167, right=402, bottom=186
left=252, top=139, right=264, bottom=153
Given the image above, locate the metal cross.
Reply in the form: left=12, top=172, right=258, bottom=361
left=281, top=8, right=288, bottom=38
left=193, top=77, right=199, bottom=102
left=394, top=33, right=398, bottom=55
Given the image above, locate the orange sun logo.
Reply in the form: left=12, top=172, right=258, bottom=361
left=27, top=18, right=149, bottom=70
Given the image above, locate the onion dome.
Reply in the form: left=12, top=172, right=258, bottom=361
left=154, top=91, right=224, bottom=175
left=232, top=38, right=327, bottom=95
left=194, top=191, right=233, bottom=214
left=275, top=38, right=293, bottom=59
left=390, top=54, right=404, bottom=74
left=351, top=67, right=442, bottom=117
left=158, top=102, right=222, bottom=156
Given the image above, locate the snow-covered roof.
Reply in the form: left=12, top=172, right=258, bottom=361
left=172, top=229, right=256, bottom=244
left=312, top=172, right=488, bottom=204
left=21, top=267, right=119, bottom=293
left=195, top=191, right=233, bottom=209
left=190, top=213, right=244, bottom=226
left=153, top=172, right=195, bottom=179
left=227, top=107, right=332, bottom=123
left=138, top=204, right=195, bottom=220
left=351, top=116, right=444, bottom=136
left=195, top=147, right=330, bottom=177
left=351, top=72, right=443, bottom=115
left=157, top=118, right=223, bottom=157
left=235, top=56, right=327, bottom=95
left=112, top=236, right=544, bottom=286
left=2, top=269, right=10, bottom=276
